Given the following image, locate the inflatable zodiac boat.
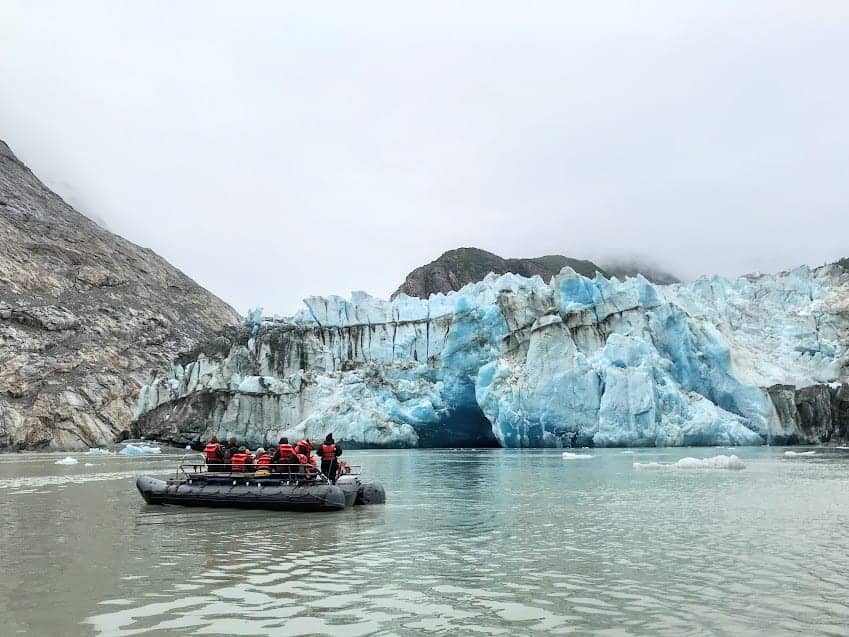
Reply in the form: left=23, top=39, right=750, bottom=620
left=136, top=461, right=385, bottom=512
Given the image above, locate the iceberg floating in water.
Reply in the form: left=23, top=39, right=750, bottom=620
left=634, top=454, right=745, bottom=470
left=119, top=444, right=162, bottom=456
left=133, top=264, right=849, bottom=448
left=84, top=463, right=95, bottom=467
left=561, top=452, right=595, bottom=460
left=87, top=448, right=111, bottom=455
left=54, top=456, right=79, bottom=465
left=783, top=450, right=817, bottom=457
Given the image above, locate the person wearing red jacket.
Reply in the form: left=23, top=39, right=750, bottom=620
left=230, top=446, right=251, bottom=472
left=273, top=437, right=299, bottom=476
left=254, top=447, right=273, bottom=476
left=203, top=435, right=225, bottom=471
left=317, top=433, right=342, bottom=483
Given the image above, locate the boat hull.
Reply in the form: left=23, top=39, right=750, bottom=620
left=136, top=476, right=346, bottom=512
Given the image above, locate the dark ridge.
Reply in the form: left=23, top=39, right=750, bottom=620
left=392, top=247, right=606, bottom=299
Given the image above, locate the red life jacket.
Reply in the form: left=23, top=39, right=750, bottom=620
left=256, top=453, right=272, bottom=467
left=296, top=453, right=316, bottom=476
left=231, top=452, right=248, bottom=471
left=277, top=443, right=297, bottom=465
left=319, top=442, right=336, bottom=461
left=204, top=442, right=221, bottom=463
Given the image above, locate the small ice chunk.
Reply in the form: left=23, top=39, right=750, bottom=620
left=119, top=444, right=162, bottom=456
left=87, top=448, right=111, bottom=455
left=562, top=452, right=594, bottom=460
left=634, top=454, right=745, bottom=470
left=54, top=456, right=78, bottom=465
left=633, top=461, right=664, bottom=470
left=676, top=455, right=745, bottom=470
left=784, top=450, right=817, bottom=457
left=621, top=450, right=635, bottom=455
left=84, top=463, right=94, bottom=467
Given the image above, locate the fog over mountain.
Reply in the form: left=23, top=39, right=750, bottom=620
left=2, top=2, right=848, bottom=314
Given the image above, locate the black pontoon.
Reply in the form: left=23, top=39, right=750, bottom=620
left=136, top=460, right=385, bottom=512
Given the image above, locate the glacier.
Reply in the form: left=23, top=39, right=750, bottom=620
left=133, top=264, right=849, bottom=448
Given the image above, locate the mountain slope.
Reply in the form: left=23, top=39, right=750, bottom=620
left=392, top=247, right=604, bottom=299
left=0, top=139, right=241, bottom=450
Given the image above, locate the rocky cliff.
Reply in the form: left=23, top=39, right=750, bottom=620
left=0, top=139, right=241, bottom=450
left=135, top=263, right=849, bottom=448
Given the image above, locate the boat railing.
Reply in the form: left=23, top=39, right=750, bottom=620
left=173, top=462, right=332, bottom=485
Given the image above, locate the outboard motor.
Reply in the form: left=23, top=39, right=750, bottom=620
left=335, top=474, right=361, bottom=507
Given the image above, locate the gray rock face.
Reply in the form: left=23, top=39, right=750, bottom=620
left=766, top=383, right=848, bottom=443
left=0, top=139, right=240, bottom=450
left=392, top=248, right=604, bottom=299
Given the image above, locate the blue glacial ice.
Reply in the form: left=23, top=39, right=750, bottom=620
left=134, top=264, right=849, bottom=448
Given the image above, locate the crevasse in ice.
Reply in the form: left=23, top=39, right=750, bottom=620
left=134, top=264, right=849, bottom=448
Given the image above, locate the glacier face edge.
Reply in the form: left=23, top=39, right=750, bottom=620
left=133, top=265, right=849, bottom=448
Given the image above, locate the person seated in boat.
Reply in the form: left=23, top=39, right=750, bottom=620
left=230, top=446, right=253, bottom=473
left=203, top=435, right=226, bottom=472
left=318, top=433, right=342, bottom=483
left=295, top=439, right=316, bottom=465
left=222, top=437, right=238, bottom=468
left=254, top=447, right=273, bottom=477
left=294, top=439, right=316, bottom=478
left=273, top=437, right=299, bottom=475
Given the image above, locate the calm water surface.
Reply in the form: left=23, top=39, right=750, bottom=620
left=1, top=447, right=849, bottom=636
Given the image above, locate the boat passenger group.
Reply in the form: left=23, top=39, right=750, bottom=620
left=202, top=433, right=346, bottom=483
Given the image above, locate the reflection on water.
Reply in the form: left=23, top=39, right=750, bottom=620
left=2, top=448, right=849, bottom=635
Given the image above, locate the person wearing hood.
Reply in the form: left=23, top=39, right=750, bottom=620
left=317, top=434, right=342, bottom=483
left=254, top=447, right=273, bottom=477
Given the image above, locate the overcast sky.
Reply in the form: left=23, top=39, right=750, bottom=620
left=2, top=1, right=848, bottom=315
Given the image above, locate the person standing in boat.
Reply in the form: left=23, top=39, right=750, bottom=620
left=318, top=434, right=342, bottom=483
left=203, top=435, right=225, bottom=471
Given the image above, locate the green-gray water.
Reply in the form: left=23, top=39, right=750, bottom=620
left=2, top=447, right=849, bottom=636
